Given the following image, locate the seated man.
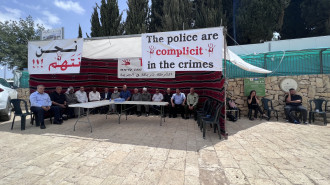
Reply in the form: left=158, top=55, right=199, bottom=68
left=284, top=88, right=308, bottom=124
left=75, top=86, right=88, bottom=115
left=152, top=88, right=164, bottom=115
left=89, top=87, right=101, bottom=114
left=30, top=85, right=62, bottom=129
left=163, top=88, right=173, bottom=118
left=171, top=88, right=186, bottom=118
left=184, top=88, right=199, bottom=120
left=100, top=87, right=112, bottom=114
left=65, top=86, right=77, bottom=118
left=141, top=87, right=151, bottom=116
left=131, top=88, right=142, bottom=116
left=110, top=87, right=120, bottom=112
left=119, top=85, right=131, bottom=114
left=50, top=86, right=66, bottom=122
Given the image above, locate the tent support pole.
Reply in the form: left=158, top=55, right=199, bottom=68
left=223, top=28, right=228, bottom=139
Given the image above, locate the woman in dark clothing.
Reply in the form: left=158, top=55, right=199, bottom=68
left=247, top=90, right=268, bottom=120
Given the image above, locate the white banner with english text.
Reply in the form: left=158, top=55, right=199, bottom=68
left=118, top=58, right=175, bottom=78
left=142, top=27, right=223, bottom=71
left=28, top=38, right=83, bottom=74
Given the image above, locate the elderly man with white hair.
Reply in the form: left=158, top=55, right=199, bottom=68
left=110, top=87, right=120, bottom=113
left=65, top=86, right=78, bottom=118
left=131, top=88, right=142, bottom=116
left=141, top=87, right=151, bottom=116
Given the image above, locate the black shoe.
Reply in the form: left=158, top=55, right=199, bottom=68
left=137, top=114, right=141, bottom=117
left=53, top=121, right=62, bottom=125
left=185, top=117, right=189, bottom=120
left=169, top=115, right=172, bottom=118
left=249, top=117, right=254, bottom=121
left=40, top=125, right=46, bottom=129
left=173, top=115, right=177, bottom=118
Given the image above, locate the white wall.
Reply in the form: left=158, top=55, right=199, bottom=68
left=228, top=35, right=330, bottom=55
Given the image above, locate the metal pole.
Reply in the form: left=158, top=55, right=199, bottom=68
left=223, top=28, right=227, bottom=138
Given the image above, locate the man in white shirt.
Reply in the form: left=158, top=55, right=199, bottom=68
left=75, top=86, right=88, bottom=115
left=89, top=87, right=101, bottom=102
left=75, top=86, right=88, bottom=103
left=89, top=87, right=101, bottom=114
left=152, top=88, right=163, bottom=115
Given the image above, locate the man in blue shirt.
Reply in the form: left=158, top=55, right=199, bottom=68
left=171, top=88, right=186, bottom=118
left=119, top=85, right=131, bottom=114
left=30, top=85, right=61, bottom=129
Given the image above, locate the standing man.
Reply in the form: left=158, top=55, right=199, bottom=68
left=50, top=86, right=66, bottom=122
left=184, top=88, right=199, bottom=120
left=171, top=88, right=186, bottom=118
left=152, top=88, right=164, bottom=115
left=163, top=88, right=173, bottom=118
left=141, top=87, right=151, bottom=117
left=119, top=85, right=131, bottom=114
left=131, top=88, right=142, bottom=116
left=284, top=88, right=308, bottom=124
left=110, top=87, right=120, bottom=113
left=30, top=85, right=61, bottom=129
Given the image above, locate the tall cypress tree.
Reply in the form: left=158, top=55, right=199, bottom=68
left=236, top=0, right=282, bottom=44
left=194, top=0, right=224, bottom=29
left=90, top=6, right=102, bottom=37
left=281, top=0, right=308, bottom=39
left=125, top=0, right=149, bottom=34
left=98, top=0, right=122, bottom=36
left=78, top=24, right=82, bottom=38
left=162, top=0, right=192, bottom=31
left=301, top=0, right=330, bottom=37
left=149, top=0, right=164, bottom=32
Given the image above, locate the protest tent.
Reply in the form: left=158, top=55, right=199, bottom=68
left=29, top=28, right=270, bottom=137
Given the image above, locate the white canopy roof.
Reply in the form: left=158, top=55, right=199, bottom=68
left=82, top=36, right=271, bottom=74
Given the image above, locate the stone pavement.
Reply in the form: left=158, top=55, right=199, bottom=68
left=0, top=114, right=329, bottom=185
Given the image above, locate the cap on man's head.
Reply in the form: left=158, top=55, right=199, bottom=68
left=114, top=87, right=118, bottom=89
left=143, top=87, right=147, bottom=91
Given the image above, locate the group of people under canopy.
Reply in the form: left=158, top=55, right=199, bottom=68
left=29, top=85, right=199, bottom=129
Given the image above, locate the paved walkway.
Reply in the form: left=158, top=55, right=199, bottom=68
left=0, top=114, right=329, bottom=185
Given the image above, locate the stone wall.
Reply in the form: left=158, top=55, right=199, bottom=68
left=16, top=88, right=31, bottom=109
left=227, top=74, right=330, bottom=121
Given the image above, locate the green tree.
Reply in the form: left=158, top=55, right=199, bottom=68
left=236, top=0, right=282, bottom=44
left=78, top=24, right=82, bottom=38
left=149, top=0, right=164, bottom=32
left=162, top=0, right=193, bottom=31
left=281, top=0, right=307, bottom=39
left=90, top=6, right=102, bottom=37
left=301, top=0, right=330, bottom=36
left=194, top=0, right=225, bottom=28
left=0, top=16, right=43, bottom=69
left=99, top=0, right=123, bottom=36
left=125, top=0, right=149, bottom=34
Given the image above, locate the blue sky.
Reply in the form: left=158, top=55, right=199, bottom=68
left=0, top=0, right=128, bottom=39
left=0, top=0, right=128, bottom=79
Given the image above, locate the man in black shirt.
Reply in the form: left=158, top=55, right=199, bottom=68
left=284, top=88, right=308, bottom=124
left=100, top=88, right=112, bottom=114
left=50, top=86, right=66, bottom=124
left=163, top=88, right=173, bottom=117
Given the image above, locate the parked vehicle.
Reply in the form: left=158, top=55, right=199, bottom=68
left=0, top=78, right=18, bottom=121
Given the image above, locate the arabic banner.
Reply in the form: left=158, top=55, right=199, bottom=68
left=142, top=27, right=223, bottom=72
left=28, top=38, right=83, bottom=74
left=118, top=58, right=175, bottom=78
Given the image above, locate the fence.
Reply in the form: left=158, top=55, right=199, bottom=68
left=225, top=48, right=330, bottom=78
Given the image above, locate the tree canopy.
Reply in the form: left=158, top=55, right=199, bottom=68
left=0, top=16, right=43, bottom=69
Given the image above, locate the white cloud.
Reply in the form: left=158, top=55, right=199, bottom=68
left=0, top=6, right=22, bottom=22
left=42, top=10, right=61, bottom=25
left=35, top=18, right=52, bottom=30
left=54, top=0, right=85, bottom=15
left=12, top=0, right=41, bottom=10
